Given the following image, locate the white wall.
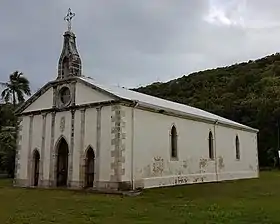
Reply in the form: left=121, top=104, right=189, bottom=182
left=75, top=82, right=113, bottom=106
left=126, top=107, right=258, bottom=189
left=17, top=79, right=117, bottom=187
left=23, top=88, right=53, bottom=113
left=98, top=106, right=112, bottom=181
left=18, top=111, right=72, bottom=183
left=54, top=111, right=72, bottom=146
left=83, top=106, right=112, bottom=182
left=17, top=80, right=119, bottom=187
left=44, top=113, right=52, bottom=180
left=22, top=81, right=115, bottom=114
left=18, top=79, right=258, bottom=190
left=72, top=110, right=81, bottom=183
left=18, top=106, right=114, bottom=186
left=18, top=116, right=30, bottom=180
left=31, top=115, right=42, bottom=153
left=215, top=125, right=258, bottom=180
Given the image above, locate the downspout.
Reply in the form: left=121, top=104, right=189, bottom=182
left=131, top=100, right=139, bottom=191
left=213, top=119, right=219, bottom=182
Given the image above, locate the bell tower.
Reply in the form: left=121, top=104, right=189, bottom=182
left=57, top=8, right=82, bottom=79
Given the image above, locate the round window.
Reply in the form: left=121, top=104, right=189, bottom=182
left=59, top=87, right=71, bottom=105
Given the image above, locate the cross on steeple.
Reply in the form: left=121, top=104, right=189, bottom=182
left=58, top=8, right=82, bottom=80
left=64, top=8, right=75, bottom=32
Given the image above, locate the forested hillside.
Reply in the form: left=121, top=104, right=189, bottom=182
left=135, top=53, right=280, bottom=167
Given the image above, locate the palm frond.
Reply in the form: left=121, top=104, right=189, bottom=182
left=3, top=91, right=11, bottom=103
left=0, top=82, right=8, bottom=87
left=18, top=78, right=31, bottom=96
left=9, top=73, right=17, bottom=82
left=3, top=71, right=31, bottom=105
left=18, top=76, right=29, bottom=84
left=1, top=88, right=10, bottom=101
left=1, top=88, right=7, bottom=99
left=16, top=90, right=25, bottom=103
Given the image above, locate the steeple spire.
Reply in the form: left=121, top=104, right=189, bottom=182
left=57, top=8, right=82, bottom=79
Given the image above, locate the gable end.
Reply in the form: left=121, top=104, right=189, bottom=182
left=16, top=82, right=53, bottom=115
left=77, top=78, right=122, bottom=101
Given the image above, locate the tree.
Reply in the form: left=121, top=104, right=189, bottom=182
left=0, top=71, right=31, bottom=177
left=0, top=71, right=31, bottom=108
left=0, top=126, right=16, bottom=177
left=0, top=103, right=17, bottom=127
left=0, top=103, right=18, bottom=177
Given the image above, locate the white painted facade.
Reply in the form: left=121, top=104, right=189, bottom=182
left=14, top=27, right=259, bottom=191
left=14, top=77, right=259, bottom=191
left=125, top=107, right=258, bottom=189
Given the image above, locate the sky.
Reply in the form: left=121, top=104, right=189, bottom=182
left=1, top=0, right=280, bottom=92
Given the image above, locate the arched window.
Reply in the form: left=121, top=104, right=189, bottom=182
left=235, top=135, right=240, bottom=160
left=208, top=131, right=214, bottom=159
left=171, top=125, right=178, bottom=159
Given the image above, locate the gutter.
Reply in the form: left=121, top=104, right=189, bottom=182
left=131, top=100, right=139, bottom=191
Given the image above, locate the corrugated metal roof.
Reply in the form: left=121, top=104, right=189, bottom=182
left=79, top=76, right=258, bottom=132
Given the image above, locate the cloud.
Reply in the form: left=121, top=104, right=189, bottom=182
left=0, top=0, right=280, bottom=92
left=204, top=0, right=246, bottom=27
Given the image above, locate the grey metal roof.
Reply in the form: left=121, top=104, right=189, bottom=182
left=79, top=76, right=258, bottom=133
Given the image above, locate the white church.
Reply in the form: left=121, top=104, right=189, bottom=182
left=14, top=9, right=259, bottom=191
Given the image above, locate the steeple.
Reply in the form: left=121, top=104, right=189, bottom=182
left=57, top=8, right=82, bottom=79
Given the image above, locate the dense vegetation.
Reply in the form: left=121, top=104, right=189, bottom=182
left=0, top=71, right=31, bottom=177
left=135, top=53, right=280, bottom=167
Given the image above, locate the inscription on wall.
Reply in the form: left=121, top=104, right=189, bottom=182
left=60, top=116, right=65, bottom=132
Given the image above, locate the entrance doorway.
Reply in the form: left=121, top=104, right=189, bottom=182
left=85, top=147, right=95, bottom=188
left=56, top=138, right=69, bottom=187
left=32, top=150, right=40, bottom=186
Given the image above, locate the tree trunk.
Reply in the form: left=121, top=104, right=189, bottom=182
left=12, top=90, right=16, bottom=108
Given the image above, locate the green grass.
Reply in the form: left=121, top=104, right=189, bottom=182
left=1, top=172, right=280, bottom=223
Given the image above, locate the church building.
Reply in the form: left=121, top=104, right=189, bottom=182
left=14, top=9, right=259, bottom=191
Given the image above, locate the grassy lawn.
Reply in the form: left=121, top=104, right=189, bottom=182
left=1, top=172, right=280, bottom=224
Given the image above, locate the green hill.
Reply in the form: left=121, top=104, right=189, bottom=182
left=134, top=53, right=280, bottom=167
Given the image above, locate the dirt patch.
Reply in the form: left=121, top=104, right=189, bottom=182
left=143, top=165, right=151, bottom=177
left=152, top=156, right=164, bottom=176
left=182, top=160, right=188, bottom=169
left=199, top=158, right=208, bottom=168
left=249, top=165, right=254, bottom=171
left=218, top=156, right=225, bottom=170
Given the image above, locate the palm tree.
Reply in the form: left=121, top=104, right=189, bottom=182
left=0, top=71, right=31, bottom=107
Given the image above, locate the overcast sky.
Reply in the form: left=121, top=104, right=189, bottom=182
left=1, top=0, right=280, bottom=92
